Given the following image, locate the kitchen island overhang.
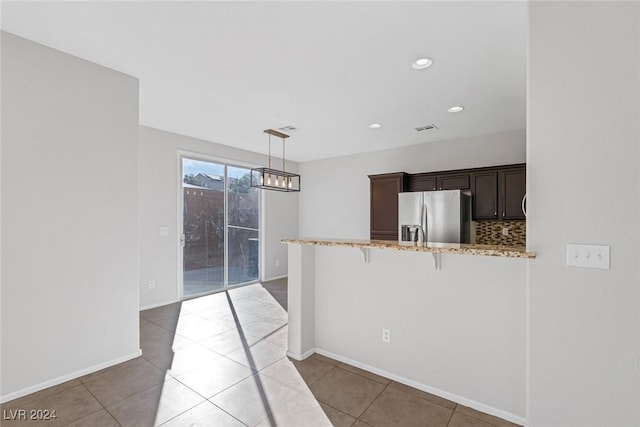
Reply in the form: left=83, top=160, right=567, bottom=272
left=284, top=238, right=535, bottom=270
left=283, top=237, right=532, bottom=425
left=282, top=238, right=536, bottom=258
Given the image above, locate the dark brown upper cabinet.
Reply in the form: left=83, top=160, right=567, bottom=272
left=369, top=172, right=408, bottom=240
left=472, top=172, right=499, bottom=220
left=408, top=172, right=470, bottom=192
left=471, top=165, right=526, bottom=220
left=500, top=168, right=526, bottom=220
left=409, top=174, right=437, bottom=192
left=438, top=173, right=470, bottom=191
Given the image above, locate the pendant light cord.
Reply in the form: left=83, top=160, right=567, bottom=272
left=268, top=135, right=272, bottom=170
left=282, top=136, right=286, bottom=174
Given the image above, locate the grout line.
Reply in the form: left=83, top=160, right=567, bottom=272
left=310, top=396, right=356, bottom=424
left=66, top=408, right=122, bottom=427
left=79, top=382, right=124, bottom=427
left=452, top=405, right=511, bottom=427
left=99, top=408, right=124, bottom=427
left=81, top=364, right=169, bottom=410
left=446, top=403, right=458, bottom=426
left=151, top=399, right=209, bottom=427
left=333, top=363, right=391, bottom=386
left=306, top=361, right=337, bottom=387
left=355, top=381, right=389, bottom=422
left=387, top=381, right=457, bottom=412
left=208, top=400, right=250, bottom=426
left=79, top=382, right=106, bottom=410
left=171, top=375, right=222, bottom=402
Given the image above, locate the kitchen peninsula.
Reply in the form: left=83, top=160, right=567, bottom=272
left=283, top=237, right=533, bottom=425
left=283, top=238, right=535, bottom=258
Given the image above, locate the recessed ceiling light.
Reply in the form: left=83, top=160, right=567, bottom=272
left=412, top=57, right=433, bottom=70
left=369, top=123, right=382, bottom=129
left=447, top=105, right=465, bottom=113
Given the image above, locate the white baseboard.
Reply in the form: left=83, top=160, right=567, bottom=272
left=286, top=348, right=315, bottom=361
left=314, top=348, right=525, bottom=426
left=0, top=350, right=142, bottom=404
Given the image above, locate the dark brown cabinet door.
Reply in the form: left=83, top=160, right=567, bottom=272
left=472, top=172, right=498, bottom=220
left=369, top=173, right=407, bottom=240
left=437, top=174, right=470, bottom=191
left=501, top=169, right=526, bottom=220
left=409, top=174, right=437, bottom=192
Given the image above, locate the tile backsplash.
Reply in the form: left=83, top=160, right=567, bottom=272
left=474, top=221, right=526, bottom=246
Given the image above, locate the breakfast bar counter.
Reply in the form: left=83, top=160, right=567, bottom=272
left=283, top=237, right=531, bottom=424
left=282, top=238, right=536, bottom=259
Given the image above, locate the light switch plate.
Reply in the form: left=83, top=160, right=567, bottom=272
left=159, top=226, right=169, bottom=237
left=566, top=244, right=610, bottom=269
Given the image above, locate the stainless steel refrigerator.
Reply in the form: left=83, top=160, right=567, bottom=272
left=398, top=190, right=471, bottom=244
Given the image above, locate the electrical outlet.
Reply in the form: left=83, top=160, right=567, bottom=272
left=148, top=280, right=156, bottom=290
left=381, top=329, right=390, bottom=343
left=159, top=226, right=169, bottom=237
left=502, top=227, right=509, bottom=236
left=566, top=244, right=610, bottom=269
left=275, top=259, right=280, bottom=267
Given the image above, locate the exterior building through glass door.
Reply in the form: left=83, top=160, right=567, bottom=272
left=182, top=158, right=225, bottom=297
left=182, top=158, right=260, bottom=298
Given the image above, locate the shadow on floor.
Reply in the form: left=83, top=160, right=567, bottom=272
left=261, top=277, right=288, bottom=311
left=0, top=279, right=521, bottom=427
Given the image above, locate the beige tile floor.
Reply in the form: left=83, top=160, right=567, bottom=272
left=1, top=279, right=522, bottom=427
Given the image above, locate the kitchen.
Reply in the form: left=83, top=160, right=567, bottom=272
left=286, top=129, right=531, bottom=424
left=1, top=2, right=639, bottom=427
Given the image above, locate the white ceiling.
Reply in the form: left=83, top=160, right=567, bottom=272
left=1, top=1, right=527, bottom=162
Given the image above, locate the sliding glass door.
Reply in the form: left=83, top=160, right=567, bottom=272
left=227, top=166, right=260, bottom=286
left=182, top=157, right=259, bottom=298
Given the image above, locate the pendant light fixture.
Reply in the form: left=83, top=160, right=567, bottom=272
left=250, top=129, right=301, bottom=192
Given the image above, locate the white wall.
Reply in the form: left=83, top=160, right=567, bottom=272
left=1, top=32, right=140, bottom=401
left=298, top=129, right=525, bottom=239
left=313, top=247, right=526, bottom=422
left=527, top=2, right=640, bottom=426
left=139, top=126, right=298, bottom=309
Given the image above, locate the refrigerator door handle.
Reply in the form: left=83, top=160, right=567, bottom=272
left=422, top=201, right=428, bottom=243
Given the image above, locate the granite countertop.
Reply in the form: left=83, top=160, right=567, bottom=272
left=282, top=238, right=536, bottom=259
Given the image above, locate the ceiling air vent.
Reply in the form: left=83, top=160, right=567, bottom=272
left=414, top=124, right=439, bottom=132
left=278, top=125, right=301, bottom=133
